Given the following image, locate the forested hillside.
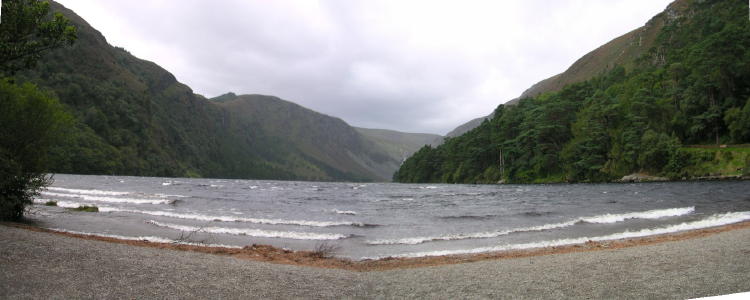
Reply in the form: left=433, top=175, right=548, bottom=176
left=13, top=1, right=422, bottom=182
left=395, top=0, right=750, bottom=183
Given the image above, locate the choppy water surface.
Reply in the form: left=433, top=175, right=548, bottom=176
left=29, top=174, right=750, bottom=259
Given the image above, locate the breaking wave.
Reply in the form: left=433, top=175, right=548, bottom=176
left=46, top=228, right=242, bottom=248
left=146, top=220, right=348, bottom=240
left=45, top=187, right=130, bottom=196
left=366, top=207, right=695, bottom=245
left=40, top=191, right=174, bottom=205
left=378, top=211, right=750, bottom=259
left=100, top=207, right=369, bottom=227
left=333, top=209, right=357, bottom=215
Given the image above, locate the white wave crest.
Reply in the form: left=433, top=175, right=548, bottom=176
left=367, top=220, right=577, bottom=245
left=377, top=211, right=750, bottom=259
left=146, top=220, right=347, bottom=240
left=578, top=206, right=695, bottom=224
left=45, top=187, right=130, bottom=196
left=367, top=207, right=695, bottom=245
left=333, top=209, right=357, bottom=215
left=40, top=191, right=174, bottom=205
left=99, top=207, right=363, bottom=227
left=34, top=199, right=99, bottom=209
left=46, top=228, right=242, bottom=248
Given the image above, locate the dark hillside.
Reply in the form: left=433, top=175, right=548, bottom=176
left=16, top=1, right=404, bottom=181
left=396, top=0, right=750, bottom=183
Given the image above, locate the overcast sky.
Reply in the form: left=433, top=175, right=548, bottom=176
left=56, top=0, right=673, bottom=135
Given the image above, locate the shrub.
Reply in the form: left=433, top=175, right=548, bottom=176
left=0, top=81, right=70, bottom=220
left=69, top=205, right=98, bottom=212
left=44, top=200, right=57, bottom=206
left=310, top=241, right=341, bottom=259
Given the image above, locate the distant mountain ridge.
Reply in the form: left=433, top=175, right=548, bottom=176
left=18, top=1, right=433, bottom=182
left=354, top=127, right=441, bottom=164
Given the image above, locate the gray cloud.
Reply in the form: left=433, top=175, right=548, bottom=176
left=57, top=0, right=673, bottom=134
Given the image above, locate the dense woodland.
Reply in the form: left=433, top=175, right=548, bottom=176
left=396, top=0, right=750, bottom=183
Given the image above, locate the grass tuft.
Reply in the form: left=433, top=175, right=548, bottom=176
left=44, top=200, right=57, bottom=206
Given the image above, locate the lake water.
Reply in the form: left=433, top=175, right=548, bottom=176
left=29, top=174, right=750, bottom=260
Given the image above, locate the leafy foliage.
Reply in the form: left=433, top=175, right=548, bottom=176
left=0, top=81, right=71, bottom=220
left=0, top=0, right=75, bottom=220
left=0, top=0, right=76, bottom=75
left=396, top=0, right=750, bottom=183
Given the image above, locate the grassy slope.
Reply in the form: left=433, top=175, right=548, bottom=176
left=681, top=146, right=750, bottom=177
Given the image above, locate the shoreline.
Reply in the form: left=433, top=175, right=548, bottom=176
left=5, top=220, right=750, bottom=272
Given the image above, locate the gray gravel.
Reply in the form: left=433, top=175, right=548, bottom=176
left=2, top=224, right=750, bottom=299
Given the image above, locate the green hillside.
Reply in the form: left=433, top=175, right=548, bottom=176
left=395, top=0, right=750, bottom=183
left=13, top=1, right=414, bottom=182
left=442, top=0, right=684, bottom=141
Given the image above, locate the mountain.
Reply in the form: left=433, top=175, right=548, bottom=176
left=396, top=0, right=750, bottom=184
left=442, top=0, right=681, bottom=140
left=354, top=127, right=441, bottom=164
left=210, top=93, right=402, bottom=181
left=16, top=1, right=420, bottom=182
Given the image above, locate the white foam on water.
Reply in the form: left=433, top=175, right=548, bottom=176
left=155, top=193, right=188, bottom=198
left=46, top=228, right=242, bottom=248
left=367, top=207, right=696, bottom=245
left=100, top=207, right=363, bottom=227
left=34, top=198, right=103, bottom=209
left=40, top=191, right=174, bottom=205
left=375, top=211, right=750, bottom=259
left=45, top=187, right=130, bottom=196
left=366, top=220, right=578, bottom=245
left=146, top=220, right=348, bottom=240
left=578, top=206, right=695, bottom=224
left=333, top=209, right=357, bottom=215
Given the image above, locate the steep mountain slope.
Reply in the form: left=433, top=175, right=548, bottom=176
left=354, top=127, right=440, bottom=164
left=212, top=93, right=398, bottom=181
left=396, top=0, right=750, bottom=184
left=443, top=0, right=679, bottom=139
left=16, top=1, right=402, bottom=182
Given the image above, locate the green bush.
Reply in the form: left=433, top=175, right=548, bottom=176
left=0, top=81, right=70, bottom=220
left=68, top=205, right=98, bottom=212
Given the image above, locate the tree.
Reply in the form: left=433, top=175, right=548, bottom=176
left=0, top=0, right=75, bottom=220
left=0, top=81, right=71, bottom=220
left=0, top=0, right=76, bottom=75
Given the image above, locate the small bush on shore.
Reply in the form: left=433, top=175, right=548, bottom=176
left=310, top=241, right=340, bottom=259
left=44, top=200, right=57, bottom=206
left=69, top=205, right=98, bottom=212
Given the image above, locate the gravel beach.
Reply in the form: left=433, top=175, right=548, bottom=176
left=2, top=224, right=749, bottom=299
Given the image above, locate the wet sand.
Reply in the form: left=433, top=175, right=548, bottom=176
left=2, top=222, right=750, bottom=298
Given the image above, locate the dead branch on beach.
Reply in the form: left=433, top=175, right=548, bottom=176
left=174, top=222, right=216, bottom=245
left=310, top=241, right=341, bottom=259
